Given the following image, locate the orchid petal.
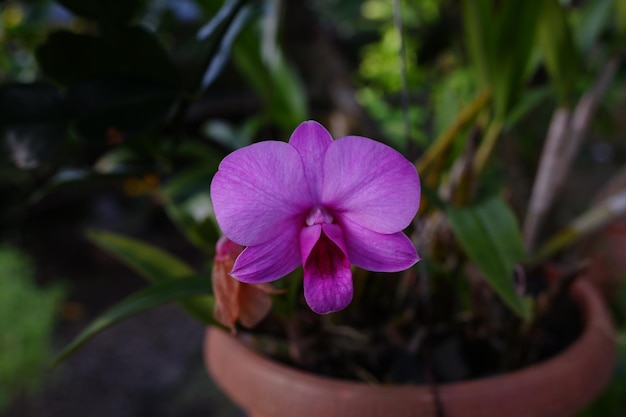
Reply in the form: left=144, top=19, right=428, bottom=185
left=211, top=141, right=311, bottom=246
left=340, top=217, right=419, bottom=272
left=231, top=228, right=300, bottom=283
left=299, top=223, right=322, bottom=260
left=288, top=121, right=333, bottom=202
left=322, top=136, right=420, bottom=234
left=300, top=224, right=352, bottom=314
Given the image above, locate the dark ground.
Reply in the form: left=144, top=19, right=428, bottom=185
left=8, top=305, right=242, bottom=417
left=5, top=193, right=245, bottom=417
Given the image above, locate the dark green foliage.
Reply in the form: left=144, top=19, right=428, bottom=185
left=0, top=247, right=63, bottom=411
left=55, top=0, right=144, bottom=27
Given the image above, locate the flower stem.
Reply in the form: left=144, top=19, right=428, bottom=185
left=472, top=117, right=503, bottom=178
left=416, top=90, right=492, bottom=174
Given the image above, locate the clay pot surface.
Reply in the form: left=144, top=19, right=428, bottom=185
left=204, top=279, right=616, bottom=417
left=587, top=219, right=626, bottom=299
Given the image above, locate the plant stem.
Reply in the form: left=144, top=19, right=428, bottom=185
left=392, top=0, right=411, bottom=151
left=472, top=117, right=503, bottom=178
left=523, top=57, right=621, bottom=250
left=527, top=185, right=626, bottom=266
left=523, top=107, right=571, bottom=250
left=416, top=90, right=492, bottom=174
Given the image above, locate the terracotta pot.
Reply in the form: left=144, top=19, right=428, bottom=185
left=204, top=279, right=616, bottom=417
left=586, top=219, right=626, bottom=299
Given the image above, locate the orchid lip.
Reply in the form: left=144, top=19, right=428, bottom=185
left=306, top=206, right=334, bottom=226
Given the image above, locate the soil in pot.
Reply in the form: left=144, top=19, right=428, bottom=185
left=235, top=267, right=585, bottom=385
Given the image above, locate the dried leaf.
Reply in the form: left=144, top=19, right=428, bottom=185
left=211, top=236, right=277, bottom=331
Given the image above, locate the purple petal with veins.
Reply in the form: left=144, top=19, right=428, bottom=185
left=289, top=120, right=333, bottom=202
left=322, top=136, right=421, bottom=234
left=210, top=141, right=312, bottom=246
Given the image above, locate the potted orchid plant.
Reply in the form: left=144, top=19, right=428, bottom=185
left=52, top=117, right=617, bottom=417
left=201, top=120, right=616, bottom=417
left=38, top=0, right=626, bottom=416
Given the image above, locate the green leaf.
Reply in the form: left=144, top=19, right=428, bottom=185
left=202, top=117, right=258, bottom=150
left=160, top=166, right=221, bottom=251
left=504, top=87, right=551, bottom=129
left=36, top=28, right=180, bottom=140
left=447, top=196, right=529, bottom=319
left=462, top=0, right=542, bottom=117
left=0, top=83, right=69, bottom=169
left=190, top=0, right=255, bottom=90
left=87, top=230, right=214, bottom=322
left=537, top=0, right=579, bottom=105
left=87, top=229, right=195, bottom=282
left=67, top=79, right=177, bottom=140
left=56, top=0, right=142, bottom=26
left=0, top=247, right=64, bottom=405
left=462, top=0, right=493, bottom=89
left=30, top=166, right=146, bottom=204
left=574, top=0, right=612, bottom=55
left=232, top=24, right=308, bottom=132
left=201, top=3, right=254, bottom=89
left=113, top=27, right=181, bottom=88
left=197, top=0, right=243, bottom=41
left=491, top=0, right=542, bottom=118
left=616, top=0, right=626, bottom=38
left=0, top=83, right=66, bottom=126
left=51, top=278, right=214, bottom=367
left=36, top=27, right=179, bottom=87
left=36, top=31, right=103, bottom=85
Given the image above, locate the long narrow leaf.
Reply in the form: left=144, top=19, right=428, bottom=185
left=617, top=0, right=626, bottom=37
left=574, top=0, right=612, bottom=55
left=447, top=197, right=529, bottom=319
left=505, top=87, right=551, bottom=129
left=201, top=5, right=254, bottom=89
left=160, top=165, right=221, bottom=251
left=87, top=229, right=214, bottom=322
left=529, top=187, right=626, bottom=265
left=87, top=229, right=197, bottom=283
left=491, top=0, right=542, bottom=118
left=52, top=278, right=214, bottom=366
left=197, top=0, right=243, bottom=41
left=232, top=30, right=307, bottom=131
left=462, top=0, right=492, bottom=89
left=537, top=0, right=579, bottom=105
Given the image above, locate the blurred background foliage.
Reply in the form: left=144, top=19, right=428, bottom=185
left=1, top=0, right=626, bottom=414
left=0, top=247, right=63, bottom=412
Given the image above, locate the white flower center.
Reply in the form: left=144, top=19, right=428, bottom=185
left=305, top=207, right=333, bottom=226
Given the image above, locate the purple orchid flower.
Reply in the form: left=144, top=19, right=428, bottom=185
left=210, top=121, right=420, bottom=314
